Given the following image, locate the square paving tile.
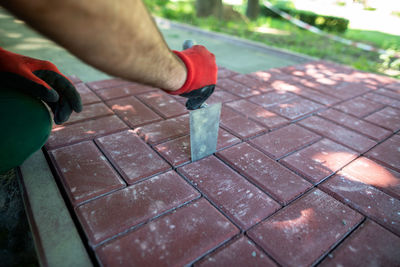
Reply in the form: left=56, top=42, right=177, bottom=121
left=95, top=130, right=171, bottom=184
left=317, top=108, right=391, bottom=141
left=50, top=141, right=125, bottom=206
left=281, top=138, right=358, bottom=184
left=365, top=134, right=400, bottom=172
left=195, top=236, right=277, bottom=267
left=333, top=96, right=385, bottom=118
left=217, top=67, right=237, bottom=79
left=249, top=124, right=322, bottom=159
left=106, top=96, right=162, bottom=128
left=298, top=115, right=376, bottom=153
left=217, top=143, right=312, bottom=205
left=76, top=171, right=199, bottom=246
left=364, top=107, right=400, bottom=132
left=95, top=198, right=239, bottom=266
left=319, top=220, right=400, bottom=267
left=225, top=99, right=289, bottom=130
left=320, top=173, right=400, bottom=235
left=178, top=156, right=281, bottom=230
left=154, top=129, right=240, bottom=167
left=247, top=189, right=363, bottom=267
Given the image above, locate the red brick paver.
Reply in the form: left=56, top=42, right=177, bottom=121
left=178, top=156, right=281, bottom=230
left=96, top=130, right=170, bottom=184
left=95, top=198, right=239, bottom=266
left=41, top=62, right=400, bottom=266
left=281, top=138, right=358, bottom=184
left=76, top=171, right=199, bottom=246
left=106, top=96, right=162, bottom=128
left=249, top=124, right=321, bottom=159
left=298, top=115, right=376, bottom=153
left=217, top=143, right=312, bottom=205
left=320, top=173, right=400, bottom=235
left=50, top=141, right=125, bottom=206
left=46, top=115, right=128, bottom=150
left=318, top=108, right=391, bottom=141
left=248, top=189, right=363, bottom=267
left=364, top=106, right=400, bottom=132
left=333, top=96, right=385, bottom=118
left=154, top=129, right=240, bottom=167
left=196, top=236, right=277, bottom=267
left=366, top=134, right=400, bottom=172
left=320, top=220, right=400, bottom=267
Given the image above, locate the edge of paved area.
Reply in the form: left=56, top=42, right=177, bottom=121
left=18, top=150, right=92, bottom=267
left=155, top=17, right=317, bottom=64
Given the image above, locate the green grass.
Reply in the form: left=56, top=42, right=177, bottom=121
left=145, top=0, right=400, bottom=78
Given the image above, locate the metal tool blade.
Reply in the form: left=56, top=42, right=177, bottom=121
left=190, top=103, right=222, bottom=161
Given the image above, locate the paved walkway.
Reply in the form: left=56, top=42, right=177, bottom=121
left=38, top=61, right=400, bottom=266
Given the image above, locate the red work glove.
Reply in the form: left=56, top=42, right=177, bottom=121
left=166, top=45, right=217, bottom=110
left=0, top=47, right=82, bottom=124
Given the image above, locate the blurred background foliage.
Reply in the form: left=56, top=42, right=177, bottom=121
left=144, top=0, right=400, bottom=78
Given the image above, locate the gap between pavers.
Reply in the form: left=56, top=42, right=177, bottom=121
left=18, top=150, right=92, bottom=267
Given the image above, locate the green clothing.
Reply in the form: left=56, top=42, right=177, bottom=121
left=0, top=87, right=52, bottom=174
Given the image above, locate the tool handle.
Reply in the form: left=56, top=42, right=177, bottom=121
left=183, top=40, right=194, bottom=50
left=181, top=40, right=210, bottom=109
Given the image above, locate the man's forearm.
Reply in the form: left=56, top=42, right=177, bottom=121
left=1, top=0, right=187, bottom=91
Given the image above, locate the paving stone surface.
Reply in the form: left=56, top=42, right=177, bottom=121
left=76, top=171, right=200, bottom=246
left=49, top=141, right=125, bottom=206
left=248, top=189, right=363, bottom=267
left=298, top=115, right=376, bottom=153
left=195, top=236, right=277, bottom=267
left=320, top=173, right=400, bottom=236
left=178, top=156, right=281, bottom=230
left=333, top=96, right=385, bottom=118
left=96, top=83, right=158, bottom=101
left=217, top=143, right=312, bottom=205
left=249, top=124, right=322, bottom=159
left=106, top=96, right=162, bottom=128
left=364, top=106, right=400, bottom=131
left=366, top=134, right=400, bottom=172
left=320, top=220, right=400, bottom=267
left=42, top=62, right=400, bottom=266
left=317, top=108, right=391, bottom=141
left=154, top=129, right=240, bottom=167
left=95, top=130, right=171, bottom=184
left=95, top=198, right=239, bottom=266
left=281, top=138, right=358, bottom=184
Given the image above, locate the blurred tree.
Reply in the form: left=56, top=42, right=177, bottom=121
left=196, top=0, right=223, bottom=17
left=246, top=0, right=260, bottom=19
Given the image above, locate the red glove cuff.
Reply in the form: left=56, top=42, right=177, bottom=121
left=166, top=45, right=217, bottom=95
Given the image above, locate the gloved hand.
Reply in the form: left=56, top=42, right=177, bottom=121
left=166, top=45, right=217, bottom=110
left=0, top=47, right=82, bottom=124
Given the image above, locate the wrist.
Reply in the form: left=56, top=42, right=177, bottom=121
left=162, top=52, right=187, bottom=93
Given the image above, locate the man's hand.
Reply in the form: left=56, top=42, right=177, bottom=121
left=165, top=45, right=217, bottom=110
left=0, top=47, right=82, bottom=124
